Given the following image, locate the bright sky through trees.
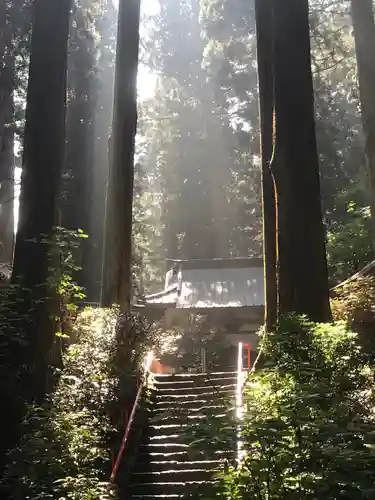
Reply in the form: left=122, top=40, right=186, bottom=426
left=13, top=0, right=158, bottom=233
left=115, top=0, right=158, bottom=99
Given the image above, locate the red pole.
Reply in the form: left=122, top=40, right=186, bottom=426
left=110, top=381, right=144, bottom=483
left=112, top=408, right=129, bottom=469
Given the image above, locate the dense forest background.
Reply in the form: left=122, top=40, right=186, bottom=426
left=0, top=0, right=372, bottom=297
left=135, top=0, right=372, bottom=290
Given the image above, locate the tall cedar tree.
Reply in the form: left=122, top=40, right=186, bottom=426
left=89, top=1, right=117, bottom=302
left=0, top=0, right=14, bottom=264
left=273, top=0, right=331, bottom=321
left=255, top=0, right=277, bottom=330
left=101, top=0, right=140, bottom=310
left=12, top=0, right=71, bottom=398
left=63, top=4, right=98, bottom=300
left=141, top=0, right=260, bottom=265
left=351, top=0, right=375, bottom=254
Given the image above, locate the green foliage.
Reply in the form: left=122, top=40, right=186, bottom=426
left=214, top=316, right=375, bottom=500
left=0, top=226, right=98, bottom=476
left=53, top=228, right=88, bottom=339
left=0, top=285, right=156, bottom=499
left=327, top=200, right=373, bottom=284
left=332, top=275, right=375, bottom=361
left=1, top=308, right=119, bottom=499
left=0, top=280, right=32, bottom=472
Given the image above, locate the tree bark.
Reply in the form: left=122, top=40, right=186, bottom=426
left=86, top=3, right=116, bottom=303
left=0, top=82, right=14, bottom=266
left=12, top=0, right=71, bottom=398
left=63, top=6, right=99, bottom=300
left=273, top=0, right=331, bottom=322
left=255, top=0, right=277, bottom=330
left=272, top=35, right=295, bottom=317
left=0, top=2, right=15, bottom=265
left=101, top=0, right=141, bottom=312
left=351, top=0, right=375, bottom=254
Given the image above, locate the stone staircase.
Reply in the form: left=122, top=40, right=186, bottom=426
left=121, top=371, right=238, bottom=500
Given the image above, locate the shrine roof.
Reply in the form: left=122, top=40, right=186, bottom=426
left=143, top=258, right=264, bottom=309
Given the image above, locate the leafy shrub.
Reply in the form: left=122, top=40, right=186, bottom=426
left=215, top=316, right=375, bottom=500
left=0, top=281, right=30, bottom=474
left=0, top=228, right=90, bottom=470
left=52, top=227, right=88, bottom=346
left=326, top=202, right=373, bottom=284
left=1, top=307, right=151, bottom=500
left=332, top=275, right=375, bottom=361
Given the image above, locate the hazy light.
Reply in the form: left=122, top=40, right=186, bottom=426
left=138, top=66, right=157, bottom=100
left=113, top=0, right=159, bottom=100
left=13, top=0, right=158, bottom=236
left=112, top=0, right=159, bottom=15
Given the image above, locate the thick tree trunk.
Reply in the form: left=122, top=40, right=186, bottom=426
left=272, top=104, right=295, bottom=316
left=86, top=4, right=116, bottom=303
left=101, top=0, right=141, bottom=311
left=0, top=77, right=14, bottom=266
left=351, top=0, right=375, bottom=254
left=0, top=3, right=15, bottom=265
left=89, top=85, right=112, bottom=303
left=255, top=0, right=277, bottom=330
left=12, top=0, right=71, bottom=398
left=63, top=7, right=99, bottom=300
left=273, top=0, right=331, bottom=322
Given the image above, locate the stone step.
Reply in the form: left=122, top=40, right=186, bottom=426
left=154, top=408, right=234, bottom=422
left=148, top=434, right=184, bottom=444
left=152, top=411, right=234, bottom=427
left=154, top=390, right=235, bottom=404
left=140, top=442, right=190, bottom=453
left=150, top=412, right=229, bottom=425
left=154, top=376, right=237, bottom=385
left=154, top=401, right=232, bottom=413
left=136, top=449, right=234, bottom=462
left=130, top=496, right=195, bottom=499
left=153, top=403, right=233, bottom=414
left=135, top=452, right=234, bottom=470
left=130, top=497, right=199, bottom=500
left=119, top=371, right=238, bottom=499
left=154, top=371, right=237, bottom=379
left=126, top=480, right=218, bottom=496
left=144, top=434, right=235, bottom=448
left=148, top=420, right=234, bottom=435
left=148, top=423, right=213, bottom=438
left=130, top=495, right=207, bottom=500
left=139, top=446, right=235, bottom=464
left=149, top=423, right=190, bottom=434
left=153, top=374, right=237, bottom=389
left=153, top=383, right=237, bottom=395
left=131, top=492, right=209, bottom=500
left=129, top=468, right=217, bottom=484
left=145, top=459, right=223, bottom=472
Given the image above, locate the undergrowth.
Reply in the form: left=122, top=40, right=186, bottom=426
left=332, top=275, right=375, bottom=361
left=213, top=315, right=375, bottom=500
left=1, top=307, right=151, bottom=500
left=0, top=228, right=90, bottom=471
